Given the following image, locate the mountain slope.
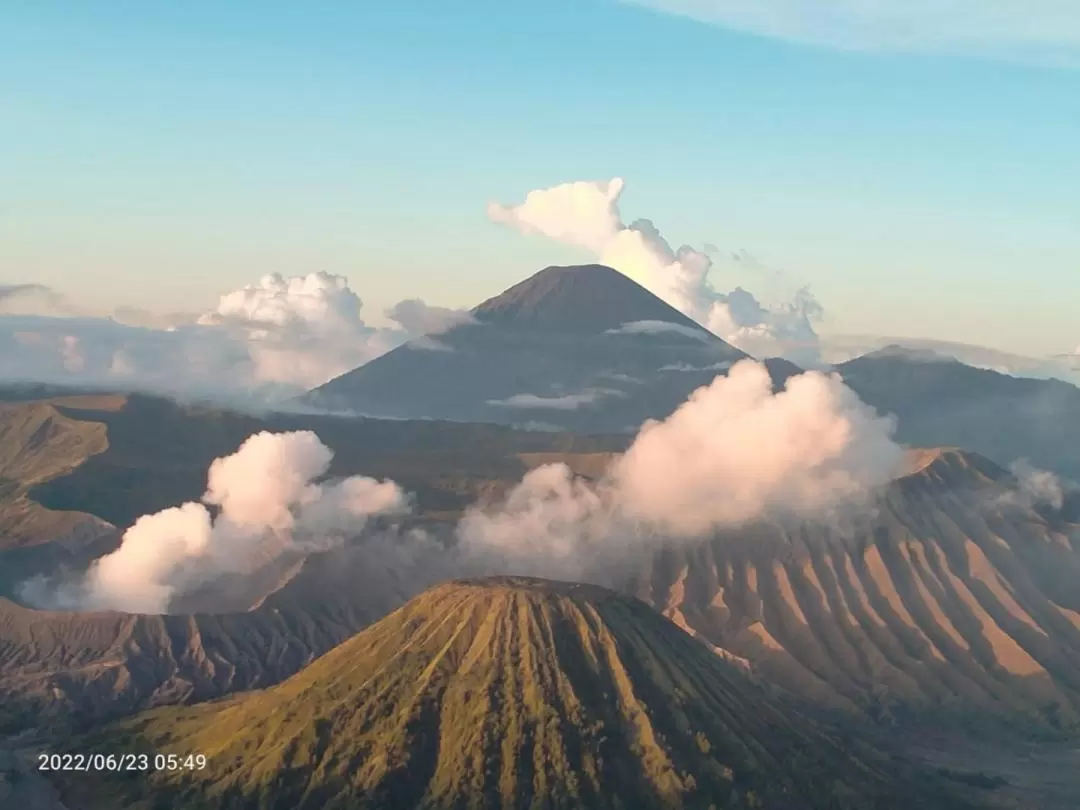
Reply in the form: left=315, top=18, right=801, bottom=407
left=628, top=448, right=1080, bottom=728
left=4, top=438, right=1080, bottom=736
left=0, top=390, right=623, bottom=562
left=305, top=265, right=779, bottom=432
left=470, top=263, right=706, bottom=332
left=838, top=348, right=1080, bottom=480
left=0, top=543, right=414, bottom=733
left=68, top=577, right=970, bottom=810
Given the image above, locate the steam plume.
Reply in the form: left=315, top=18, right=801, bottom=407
left=1007, top=460, right=1065, bottom=510
left=73, top=431, right=408, bottom=613
left=25, top=363, right=907, bottom=613
left=460, top=360, right=905, bottom=579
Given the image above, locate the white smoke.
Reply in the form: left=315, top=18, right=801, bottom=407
left=1006, top=459, right=1065, bottom=510
left=488, top=178, right=823, bottom=363
left=22, top=362, right=908, bottom=612
left=612, top=360, right=903, bottom=533
left=0, top=273, right=472, bottom=400
left=459, top=359, right=904, bottom=579
left=55, top=431, right=409, bottom=613
left=458, top=464, right=616, bottom=580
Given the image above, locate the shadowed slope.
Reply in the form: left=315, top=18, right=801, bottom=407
left=470, top=264, right=707, bottom=333
left=304, top=265, right=776, bottom=432
left=838, top=349, right=1080, bottom=480
left=71, top=577, right=968, bottom=810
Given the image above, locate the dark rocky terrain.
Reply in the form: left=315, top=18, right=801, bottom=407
left=305, top=264, right=796, bottom=433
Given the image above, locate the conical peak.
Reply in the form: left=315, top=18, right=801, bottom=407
left=471, top=263, right=709, bottom=334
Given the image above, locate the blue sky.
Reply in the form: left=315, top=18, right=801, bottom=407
left=3, top=0, right=1078, bottom=355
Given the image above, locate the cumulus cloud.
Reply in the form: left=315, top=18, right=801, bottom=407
left=489, top=178, right=823, bottom=362
left=611, top=360, right=903, bottom=533
left=385, top=298, right=476, bottom=337
left=625, top=0, right=1080, bottom=63
left=195, top=272, right=405, bottom=389
left=461, top=359, right=904, bottom=580
left=0, top=272, right=472, bottom=401
left=25, top=431, right=409, bottom=614
left=487, top=387, right=628, bottom=411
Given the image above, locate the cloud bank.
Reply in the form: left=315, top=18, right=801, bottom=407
left=625, top=0, right=1080, bottom=63
left=0, top=273, right=472, bottom=401
left=29, top=431, right=408, bottom=613
left=489, top=178, right=823, bottom=363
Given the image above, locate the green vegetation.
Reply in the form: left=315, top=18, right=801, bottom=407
left=77, top=577, right=970, bottom=809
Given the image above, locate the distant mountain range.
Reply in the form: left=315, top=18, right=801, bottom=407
left=836, top=347, right=1080, bottom=481
left=306, top=264, right=1080, bottom=481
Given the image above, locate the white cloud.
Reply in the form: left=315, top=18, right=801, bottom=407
left=461, top=359, right=904, bottom=580
left=26, top=431, right=409, bottom=613
left=384, top=298, right=476, bottom=337
left=489, top=178, right=823, bottom=363
left=625, top=0, right=1080, bottom=63
left=611, top=359, right=903, bottom=534
left=25, top=361, right=908, bottom=612
left=487, top=387, right=628, bottom=411
left=1006, top=459, right=1065, bottom=510
left=0, top=273, right=472, bottom=401
left=604, top=319, right=712, bottom=342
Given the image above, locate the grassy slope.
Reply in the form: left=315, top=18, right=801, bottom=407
left=0, top=396, right=118, bottom=549
left=74, top=578, right=970, bottom=810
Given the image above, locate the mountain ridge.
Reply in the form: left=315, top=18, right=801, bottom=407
left=64, top=576, right=972, bottom=809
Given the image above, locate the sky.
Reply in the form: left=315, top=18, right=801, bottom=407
left=2, top=0, right=1078, bottom=358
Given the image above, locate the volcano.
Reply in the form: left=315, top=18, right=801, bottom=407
left=469, top=263, right=706, bottom=333
left=305, top=265, right=795, bottom=433
left=70, top=577, right=969, bottom=809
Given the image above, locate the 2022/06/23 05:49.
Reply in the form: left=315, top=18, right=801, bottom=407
left=38, top=752, right=208, bottom=773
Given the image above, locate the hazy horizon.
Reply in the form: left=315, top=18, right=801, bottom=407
left=3, top=0, right=1078, bottom=365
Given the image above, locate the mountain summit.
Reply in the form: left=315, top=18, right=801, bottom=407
left=471, top=264, right=706, bottom=334
left=305, top=264, right=778, bottom=431
left=79, top=577, right=967, bottom=809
